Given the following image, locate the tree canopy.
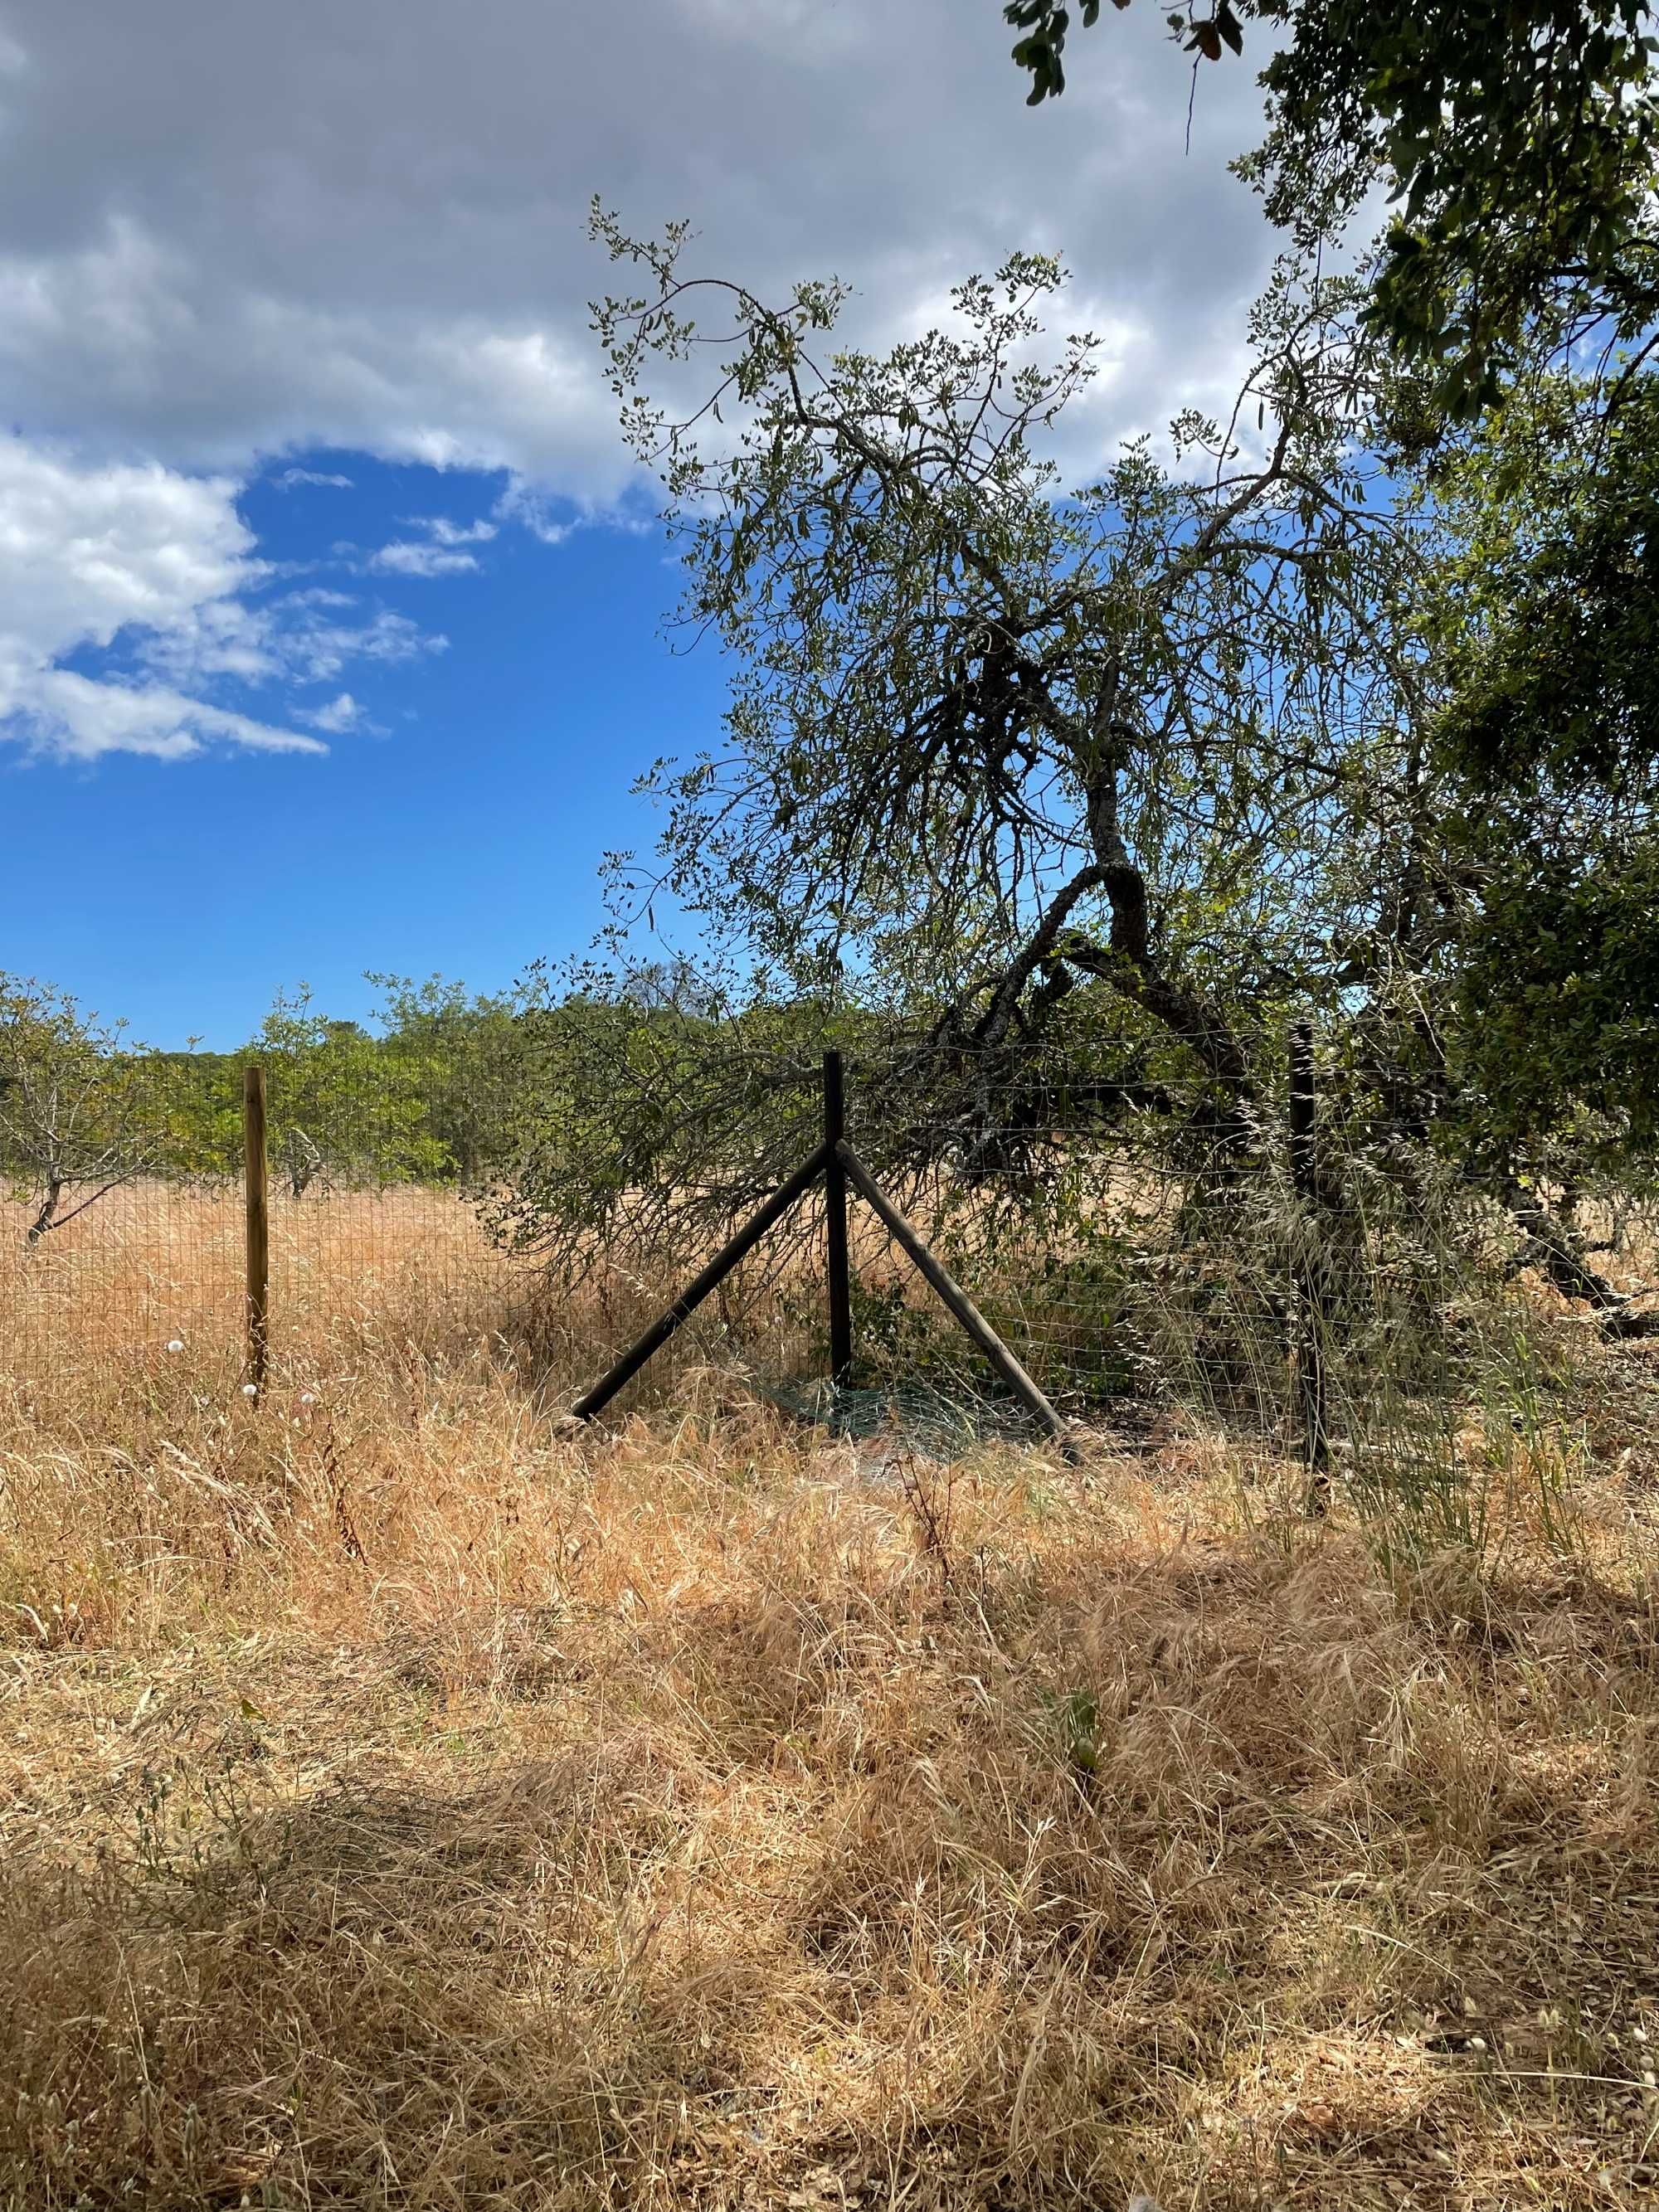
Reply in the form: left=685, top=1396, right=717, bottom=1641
left=564, top=202, right=1659, bottom=1320
left=590, top=214, right=1419, bottom=1123
left=1005, top=0, right=1659, bottom=416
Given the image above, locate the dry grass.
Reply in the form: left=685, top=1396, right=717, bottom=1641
left=2, top=1191, right=1659, bottom=2209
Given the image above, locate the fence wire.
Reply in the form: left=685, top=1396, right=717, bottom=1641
left=0, top=1051, right=807, bottom=1413
left=0, top=1037, right=1639, bottom=1461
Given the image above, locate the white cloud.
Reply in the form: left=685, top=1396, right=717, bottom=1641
left=493, top=475, right=580, bottom=546
left=366, top=508, right=498, bottom=576
left=0, top=436, right=256, bottom=654
left=300, top=689, right=365, bottom=734
left=420, top=515, right=496, bottom=547
left=0, top=1, right=1289, bottom=771
left=275, top=601, right=448, bottom=683
left=0, top=434, right=443, bottom=760
left=0, top=435, right=306, bottom=758
left=0, top=1, right=1281, bottom=501
left=367, top=539, right=480, bottom=578
left=16, top=667, right=323, bottom=761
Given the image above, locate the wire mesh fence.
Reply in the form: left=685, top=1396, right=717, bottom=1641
left=0, top=1046, right=811, bottom=1415
left=0, top=1024, right=1613, bottom=1474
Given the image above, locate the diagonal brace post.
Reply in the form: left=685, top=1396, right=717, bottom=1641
left=836, top=1140, right=1081, bottom=1464
left=572, top=1140, right=831, bottom=1422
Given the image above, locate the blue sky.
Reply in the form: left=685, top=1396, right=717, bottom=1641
left=0, top=0, right=1284, bottom=1051
left=0, top=454, right=723, bottom=1046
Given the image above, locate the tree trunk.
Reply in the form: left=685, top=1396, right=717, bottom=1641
left=1502, top=1180, right=1629, bottom=1310
left=1078, top=749, right=1257, bottom=1101
left=26, top=1176, right=64, bottom=1247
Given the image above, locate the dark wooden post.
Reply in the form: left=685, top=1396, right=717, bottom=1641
left=1288, top=1019, right=1330, bottom=1504
left=823, top=1051, right=853, bottom=1386
left=243, top=1062, right=270, bottom=1398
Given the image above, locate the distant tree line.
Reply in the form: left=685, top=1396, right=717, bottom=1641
left=0, top=971, right=545, bottom=1243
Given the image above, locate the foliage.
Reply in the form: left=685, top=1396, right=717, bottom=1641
left=1425, top=372, right=1659, bottom=793
left=367, top=973, right=535, bottom=1185
left=1394, top=372, right=1659, bottom=1190
left=0, top=978, right=180, bottom=1243
left=126, top=980, right=550, bottom=1202
left=250, top=988, right=452, bottom=1195
left=0, top=972, right=560, bottom=1234
left=569, top=209, right=1659, bottom=1355
left=589, top=216, right=1418, bottom=1140
left=1451, top=838, right=1659, bottom=1174
left=477, top=979, right=849, bottom=1264
left=1003, top=0, right=1659, bottom=417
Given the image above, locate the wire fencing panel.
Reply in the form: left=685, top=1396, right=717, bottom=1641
left=0, top=1049, right=816, bottom=1412
left=798, top=1091, right=1306, bottom=1449
left=0, top=1028, right=1557, bottom=1461
left=0, top=1057, right=546, bottom=1406
left=1, top=1173, right=246, bottom=1383
left=1, top=1053, right=241, bottom=1393
left=711, top=1042, right=1533, bottom=1473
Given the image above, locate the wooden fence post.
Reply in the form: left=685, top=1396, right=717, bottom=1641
left=823, top=1051, right=853, bottom=1386
left=1287, top=1019, right=1330, bottom=1505
left=243, top=1062, right=270, bottom=1398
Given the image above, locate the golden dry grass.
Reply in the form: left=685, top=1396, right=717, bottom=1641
left=2, top=1189, right=1659, bottom=2210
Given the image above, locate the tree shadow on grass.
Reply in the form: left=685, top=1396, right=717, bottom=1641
left=2, top=1541, right=1657, bottom=2210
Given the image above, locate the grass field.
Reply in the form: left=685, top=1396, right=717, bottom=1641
left=2, top=1189, right=1659, bottom=2208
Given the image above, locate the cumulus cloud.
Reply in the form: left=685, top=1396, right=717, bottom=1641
left=0, top=1, right=1289, bottom=769
left=0, top=437, right=257, bottom=655
left=0, top=0, right=1279, bottom=498
left=0, top=434, right=443, bottom=760
left=0, top=435, right=305, bottom=757
left=300, top=689, right=366, bottom=734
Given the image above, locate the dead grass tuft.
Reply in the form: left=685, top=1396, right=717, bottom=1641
left=2, top=1190, right=1658, bottom=2207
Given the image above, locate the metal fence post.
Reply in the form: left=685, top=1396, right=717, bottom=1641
left=823, top=1050, right=853, bottom=1386
left=1288, top=1019, right=1330, bottom=1505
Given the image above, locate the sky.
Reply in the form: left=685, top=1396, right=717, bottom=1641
left=0, top=0, right=1284, bottom=1048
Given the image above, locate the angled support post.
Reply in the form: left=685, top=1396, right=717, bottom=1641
left=573, top=1140, right=831, bottom=1422
left=835, top=1140, right=1081, bottom=1465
